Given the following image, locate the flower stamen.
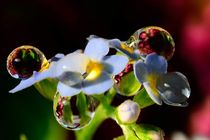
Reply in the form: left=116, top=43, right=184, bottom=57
left=85, top=61, right=103, bottom=80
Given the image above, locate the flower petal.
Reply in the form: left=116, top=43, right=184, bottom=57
left=134, top=60, right=151, bottom=84
left=160, top=95, right=188, bottom=107
left=58, top=71, right=83, bottom=86
left=55, top=53, right=90, bottom=77
left=143, top=82, right=162, bottom=105
left=57, top=82, right=81, bottom=97
left=9, top=62, right=56, bottom=93
left=49, top=53, right=65, bottom=62
left=84, top=36, right=109, bottom=60
left=82, top=72, right=113, bottom=95
left=102, top=55, right=129, bottom=75
left=156, top=72, right=190, bottom=107
left=109, top=40, right=140, bottom=60
left=145, top=53, right=167, bottom=74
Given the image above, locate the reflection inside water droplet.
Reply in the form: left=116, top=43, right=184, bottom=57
left=7, top=45, right=48, bottom=79
left=53, top=92, right=99, bottom=130
left=126, top=26, right=175, bottom=60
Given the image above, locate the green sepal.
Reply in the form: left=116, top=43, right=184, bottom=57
left=120, top=123, right=164, bottom=140
left=133, top=88, right=155, bottom=109
left=34, top=78, right=58, bottom=100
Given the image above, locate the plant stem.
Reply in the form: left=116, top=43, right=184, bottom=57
left=75, top=88, right=116, bottom=140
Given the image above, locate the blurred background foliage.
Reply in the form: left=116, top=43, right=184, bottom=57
left=1, top=0, right=210, bottom=139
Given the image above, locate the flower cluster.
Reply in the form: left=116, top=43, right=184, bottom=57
left=7, top=26, right=191, bottom=139
left=9, top=37, right=129, bottom=96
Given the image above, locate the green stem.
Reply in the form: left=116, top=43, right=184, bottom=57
left=133, top=88, right=155, bottom=109
left=75, top=88, right=116, bottom=140
left=120, top=125, right=140, bottom=140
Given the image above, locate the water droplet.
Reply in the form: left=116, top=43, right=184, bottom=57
left=7, top=45, right=48, bottom=79
left=114, top=64, right=141, bottom=96
left=53, top=92, right=99, bottom=130
left=126, top=26, right=175, bottom=60
left=156, top=72, right=190, bottom=106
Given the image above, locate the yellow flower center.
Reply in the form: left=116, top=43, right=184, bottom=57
left=39, top=58, right=50, bottom=72
left=146, top=73, right=159, bottom=95
left=121, top=43, right=134, bottom=53
left=85, top=61, right=103, bottom=80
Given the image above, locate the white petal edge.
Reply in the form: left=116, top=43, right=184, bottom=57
left=84, top=37, right=109, bottom=61
left=103, top=55, right=129, bottom=75
left=82, top=72, right=113, bottom=95
left=49, top=53, right=65, bottom=62
left=134, top=60, right=150, bottom=84
left=55, top=53, right=90, bottom=77
left=109, top=40, right=140, bottom=60
left=57, top=82, right=81, bottom=97
left=145, top=53, right=167, bottom=74
left=143, top=82, right=162, bottom=105
left=9, top=62, right=56, bottom=93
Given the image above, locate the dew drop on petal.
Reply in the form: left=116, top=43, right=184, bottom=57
left=156, top=72, right=191, bottom=106
left=53, top=92, right=99, bottom=130
left=7, top=45, right=47, bottom=79
left=126, top=26, right=175, bottom=60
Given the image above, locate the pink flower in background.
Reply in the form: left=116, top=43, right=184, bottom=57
left=190, top=96, right=210, bottom=137
left=181, top=2, right=210, bottom=138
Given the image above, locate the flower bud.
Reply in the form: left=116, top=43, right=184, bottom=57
left=148, top=130, right=165, bottom=140
left=116, top=100, right=140, bottom=124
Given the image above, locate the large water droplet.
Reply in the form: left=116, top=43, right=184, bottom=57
left=53, top=92, right=99, bottom=130
left=156, top=72, right=191, bottom=106
left=126, top=26, right=175, bottom=60
left=7, top=45, right=48, bottom=79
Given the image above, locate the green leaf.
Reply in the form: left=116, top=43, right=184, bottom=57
left=133, top=88, right=155, bottom=109
left=34, top=78, right=58, bottom=100
left=116, top=71, right=141, bottom=96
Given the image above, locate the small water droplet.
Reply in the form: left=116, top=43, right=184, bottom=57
left=7, top=45, right=47, bottom=79
left=126, top=26, right=175, bottom=60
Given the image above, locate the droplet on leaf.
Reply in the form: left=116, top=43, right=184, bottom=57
left=53, top=92, right=99, bottom=130
left=7, top=45, right=47, bottom=79
left=126, top=26, right=175, bottom=60
left=156, top=72, right=190, bottom=106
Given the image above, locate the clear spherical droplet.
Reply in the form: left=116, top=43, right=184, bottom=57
left=53, top=92, right=99, bottom=130
left=7, top=45, right=47, bottom=79
left=114, top=63, right=141, bottom=96
left=156, top=72, right=191, bottom=106
left=126, top=26, right=175, bottom=60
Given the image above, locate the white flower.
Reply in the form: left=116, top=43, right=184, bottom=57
left=134, top=53, right=190, bottom=106
left=9, top=36, right=129, bottom=96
